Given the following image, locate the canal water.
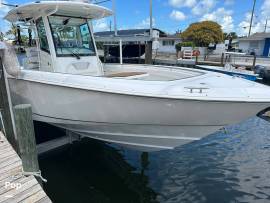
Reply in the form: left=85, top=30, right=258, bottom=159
left=37, top=117, right=270, bottom=203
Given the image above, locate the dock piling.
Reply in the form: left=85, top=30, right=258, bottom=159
left=13, top=104, right=40, bottom=182
left=221, top=53, right=224, bottom=66
left=252, top=55, right=257, bottom=69
left=145, top=41, right=153, bottom=64
left=0, top=56, right=17, bottom=151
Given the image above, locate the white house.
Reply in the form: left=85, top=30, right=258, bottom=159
left=156, top=35, right=181, bottom=54
left=238, top=32, right=270, bottom=57
left=94, top=29, right=181, bottom=55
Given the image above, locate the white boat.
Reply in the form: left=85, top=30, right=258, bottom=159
left=2, top=1, right=270, bottom=151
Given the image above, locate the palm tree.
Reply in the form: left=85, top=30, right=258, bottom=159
left=5, top=23, right=18, bottom=40
left=0, top=32, right=4, bottom=41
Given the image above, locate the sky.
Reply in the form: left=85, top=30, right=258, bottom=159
left=0, top=0, right=270, bottom=37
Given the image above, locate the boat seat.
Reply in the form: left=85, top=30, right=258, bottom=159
left=106, top=72, right=147, bottom=78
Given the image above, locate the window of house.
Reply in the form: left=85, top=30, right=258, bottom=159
left=250, top=41, right=259, bottom=49
left=36, top=18, right=50, bottom=53
left=162, top=40, right=175, bottom=46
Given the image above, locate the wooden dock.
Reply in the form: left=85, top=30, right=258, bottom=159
left=0, top=131, right=52, bottom=203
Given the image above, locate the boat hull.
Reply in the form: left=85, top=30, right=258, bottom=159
left=8, top=77, right=270, bottom=151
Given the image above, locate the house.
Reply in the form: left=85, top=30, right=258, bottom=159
left=157, top=34, right=181, bottom=54
left=94, top=29, right=181, bottom=54
left=94, top=28, right=166, bottom=42
left=238, top=32, right=270, bottom=57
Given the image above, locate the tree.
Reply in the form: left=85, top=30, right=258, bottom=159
left=0, top=32, right=4, bottom=41
left=181, top=21, right=223, bottom=47
left=5, top=23, right=18, bottom=40
left=175, top=41, right=195, bottom=51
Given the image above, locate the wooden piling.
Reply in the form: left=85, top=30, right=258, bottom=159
left=195, top=55, right=198, bottom=65
left=13, top=104, right=40, bottom=178
left=145, top=41, right=153, bottom=64
left=0, top=56, right=17, bottom=150
left=221, top=53, right=224, bottom=66
left=252, top=55, right=257, bottom=69
left=138, top=42, right=142, bottom=64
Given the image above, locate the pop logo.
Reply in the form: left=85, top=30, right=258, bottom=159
left=5, top=182, right=22, bottom=190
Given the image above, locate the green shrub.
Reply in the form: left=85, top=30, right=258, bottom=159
left=175, top=41, right=195, bottom=51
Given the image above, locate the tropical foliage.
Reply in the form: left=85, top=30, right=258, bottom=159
left=0, top=32, right=4, bottom=41
left=181, top=21, right=223, bottom=47
left=175, top=41, right=195, bottom=51
left=5, top=23, right=18, bottom=40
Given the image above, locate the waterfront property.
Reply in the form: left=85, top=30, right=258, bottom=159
left=95, top=28, right=181, bottom=56
left=238, top=32, right=270, bottom=57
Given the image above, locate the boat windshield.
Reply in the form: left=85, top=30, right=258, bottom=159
left=48, top=15, right=96, bottom=57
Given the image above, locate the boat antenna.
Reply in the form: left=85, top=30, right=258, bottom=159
left=150, top=0, right=153, bottom=38
left=248, top=0, right=256, bottom=37
left=112, top=0, right=117, bottom=36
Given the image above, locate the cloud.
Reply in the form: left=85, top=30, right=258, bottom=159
left=201, top=8, right=234, bottom=33
left=170, top=10, right=186, bottom=21
left=136, top=17, right=156, bottom=29
left=238, top=12, right=265, bottom=36
left=0, top=2, right=12, bottom=34
left=224, top=0, right=234, bottom=6
left=237, top=0, right=270, bottom=37
left=0, top=1, right=11, bottom=18
left=93, top=19, right=110, bottom=32
left=261, top=0, right=270, bottom=18
left=168, top=0, right=196, bottom=8
left=192, top=0, right=216, bottom=16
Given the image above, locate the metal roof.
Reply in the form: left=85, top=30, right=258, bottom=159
left=94, top=28, right=166, bottom=37
left=239, top=32, right=270, bottom=41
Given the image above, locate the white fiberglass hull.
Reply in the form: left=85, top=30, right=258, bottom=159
left=7, top=67, right=270, bottom=151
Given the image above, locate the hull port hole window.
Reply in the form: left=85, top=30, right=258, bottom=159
left=48, top=16, right=96, bottom=57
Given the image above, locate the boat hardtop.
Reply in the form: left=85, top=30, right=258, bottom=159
left=5, top=1, right=113, bottom=22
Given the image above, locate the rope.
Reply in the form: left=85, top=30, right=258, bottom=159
left=9, top=170, right=48, bottom=183
left=21, top=170, right=48, bottom=183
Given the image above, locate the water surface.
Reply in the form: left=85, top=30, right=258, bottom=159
left=38, top=117, right=270, bottom=203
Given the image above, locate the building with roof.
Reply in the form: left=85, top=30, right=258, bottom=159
left=94, top=28, right=181, bottom=56
left=157, top=34, right=182, bottom=54
left=238, top=32, right=270, bottom=57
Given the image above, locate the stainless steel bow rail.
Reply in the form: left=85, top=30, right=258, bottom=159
left=184, top=86, right=209, bottom=93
